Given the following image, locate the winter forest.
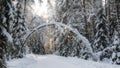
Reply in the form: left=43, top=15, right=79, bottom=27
left=0, top=0, right=120, bottom=68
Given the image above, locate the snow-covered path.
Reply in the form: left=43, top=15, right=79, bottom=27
left=7, top=54, right=119, bottom=68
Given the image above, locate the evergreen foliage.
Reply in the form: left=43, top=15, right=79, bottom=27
left=92, top=8, right=109, bottom=53
left=56, top=31, right=92, bottom=60
left=0, top=0, right=120, bottom=67
left=11, top=2, right=26, bottom=58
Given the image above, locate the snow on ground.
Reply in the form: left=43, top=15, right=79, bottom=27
left=7, top=54, right=119, bottom=68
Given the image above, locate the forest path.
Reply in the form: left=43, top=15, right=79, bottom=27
left=7, top=54, right=119, bottom=68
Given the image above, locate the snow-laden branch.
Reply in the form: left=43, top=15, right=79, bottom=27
left=23, top=22, right=55, bottom=46
left=0, top=25, right=13, bottom=43
left=23, top=22, right=93, bottom=53
left=56, top=22, right=92, bottom=53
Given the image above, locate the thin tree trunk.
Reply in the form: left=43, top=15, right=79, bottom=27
left=83, top=0, right=89, bottom=40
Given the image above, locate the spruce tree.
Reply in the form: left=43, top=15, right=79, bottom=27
left=111, top=31, right=120, bottom=65
left=11, top=2, right=26, bottom=58
left=92, top=8, right=109, bottom=53
left=106, top=0, right=120, bottom=64
left=0, top=0, right=15, bottom=67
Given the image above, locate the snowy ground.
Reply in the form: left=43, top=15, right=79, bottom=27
left=7, top=54, right=119, bottom=68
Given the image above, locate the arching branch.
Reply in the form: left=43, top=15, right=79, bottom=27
left=22, top=22, right=92, bottom=53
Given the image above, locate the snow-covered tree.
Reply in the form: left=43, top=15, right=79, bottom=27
left=100, top=31, right=120, bottom=64
left=91, top=8, right=109, bottom=53
left=26, top=31, right=45, bottom=54
left=56, top=29, right=92, bottom=60
left=111, top=31, right=120, bottom=65
left=0, top=0, right=14, bottom=67
left=55, top=0, right=102, bottom=41
left=0, top=0, right=28, bottom=67
left=11, top=1, right=27, bottom=58
left=103, top=0, right=120, bottom=64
